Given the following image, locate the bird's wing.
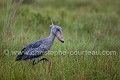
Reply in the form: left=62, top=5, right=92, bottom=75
left=23, top=47, right=48, bottom=60
left=21, top=40, right=43, bottom=53
left=16, top=40, right=47, bottom=61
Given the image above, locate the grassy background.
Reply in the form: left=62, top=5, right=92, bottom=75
left=0, top=0, right=120, bottom=80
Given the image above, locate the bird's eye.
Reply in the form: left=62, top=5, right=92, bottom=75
left=57, top=29, right=60, bottom=31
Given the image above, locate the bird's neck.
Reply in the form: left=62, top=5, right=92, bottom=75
left=48, top=32, right=56, bottom=42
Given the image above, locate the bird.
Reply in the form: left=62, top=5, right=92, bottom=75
left=15, top=23, right=64, bottom=65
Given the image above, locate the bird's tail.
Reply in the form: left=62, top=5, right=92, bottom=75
left=15, top=53, right=23, bottom=61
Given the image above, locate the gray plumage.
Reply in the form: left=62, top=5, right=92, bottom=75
left=16, top=23, right=64, bottom=64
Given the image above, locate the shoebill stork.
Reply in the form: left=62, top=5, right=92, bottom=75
left=15, top=23, right=64, bottom=65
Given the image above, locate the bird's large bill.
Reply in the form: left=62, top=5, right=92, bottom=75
left=56, top=31, right=64, bottom=43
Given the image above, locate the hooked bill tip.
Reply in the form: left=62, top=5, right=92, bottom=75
left=61, top=40, right=64, bottom=43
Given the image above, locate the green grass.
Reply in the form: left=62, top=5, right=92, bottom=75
left=0, top=0, right=120, bottom=80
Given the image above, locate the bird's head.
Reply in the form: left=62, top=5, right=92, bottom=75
left=50, top=23, right=64, bottom=43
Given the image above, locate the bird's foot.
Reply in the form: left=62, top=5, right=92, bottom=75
left=39, top=58, right=49, bottom=63
left=32, top=59, right=36, bottom=65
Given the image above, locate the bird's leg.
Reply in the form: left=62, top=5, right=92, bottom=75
left=30, top=59, right=34, bottom=64
left=32, top=58, right=50, bottom=65
left=39, top=58, right=52, bottom=73
left=32, top=59, right=35, bottom=65
left=32, top=58, right=39, bottom=65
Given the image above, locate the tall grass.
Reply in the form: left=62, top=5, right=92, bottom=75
left=0, top=0, right=120, bottom=80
